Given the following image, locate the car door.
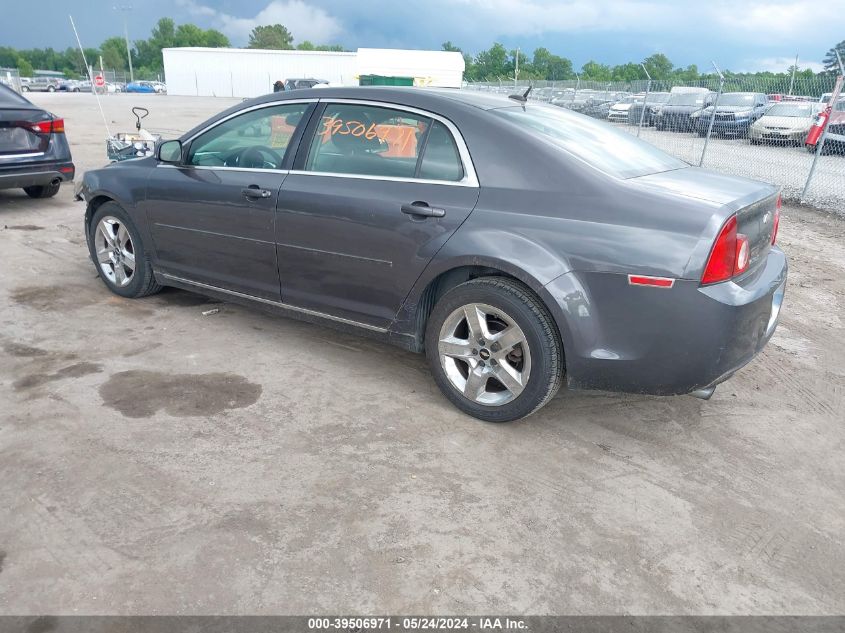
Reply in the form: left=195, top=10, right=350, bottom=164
left=145, top=100, right=314, bottom=301
left=276, top=100, right=480, bottom=329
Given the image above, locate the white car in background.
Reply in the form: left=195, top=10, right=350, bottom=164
left=749, top=101, right=825, bottom=145
left=607, top=95, right=641, bottom=123
left=151, top=81, right=167, bottom=94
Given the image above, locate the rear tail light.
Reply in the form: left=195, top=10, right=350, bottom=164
left=30, top=118, right=64, bottom=134
left=701, top=215, right=750, bottom=285
left=772, top=194, right=781, bottom=245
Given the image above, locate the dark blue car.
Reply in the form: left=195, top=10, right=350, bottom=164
left=0, top=83, right=75, bottom=198
left=692, top=92, right=770, bottom=137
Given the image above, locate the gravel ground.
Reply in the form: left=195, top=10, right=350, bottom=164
left=0, top=93, right=843, bottom=615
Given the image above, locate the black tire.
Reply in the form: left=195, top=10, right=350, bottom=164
left=47, top=86, right=55, bottom=92
left=425, top=277, right=564, bottom=422
left=23, top=182, right=60, bottom=198
left=88, top=201, right=162, bottom=298
left=21, top=86, right=29, bottom=92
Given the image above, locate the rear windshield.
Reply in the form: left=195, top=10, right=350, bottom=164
left=0, top=83, right=33, bottom=107
left=493, top=105, right=687, bottom=179
left=667, top=92, right=708, bottom=105
left=766, top=103, right=816, bottom=117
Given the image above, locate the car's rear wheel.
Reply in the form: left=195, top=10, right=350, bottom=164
left=21, top=86, right=29, bottom=92
left=88, top=202, right=162, bottom=298
left=425, top=277, right=563, bottom=422
left=23, top=182, right=60, bottom=198
left=47, top=86, right=55, bottom=92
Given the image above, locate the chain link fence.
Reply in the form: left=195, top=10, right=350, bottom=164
left=466, top=75, right=845, bottom=211
left=0, top=67, right=23, bottom=93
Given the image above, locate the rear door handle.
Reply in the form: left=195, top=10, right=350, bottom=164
left=242, top=185, right=272, bottom=199
left=401, top=202, right=445, bottom=218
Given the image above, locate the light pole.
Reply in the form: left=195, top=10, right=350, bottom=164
left=114, top=4, right=134, bottom=82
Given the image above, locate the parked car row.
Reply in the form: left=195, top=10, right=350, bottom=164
left=543, top=86, right=844, bottom=155
left=18, top=77, right=164, bottom=94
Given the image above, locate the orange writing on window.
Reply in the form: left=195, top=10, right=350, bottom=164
left=318, top=117, right=419, bottom=158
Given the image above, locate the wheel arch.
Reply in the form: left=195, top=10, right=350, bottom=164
left=393, top=257, right=571, bottom=357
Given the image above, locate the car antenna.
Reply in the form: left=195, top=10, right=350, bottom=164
left=509, top=85, right=532, bottom=103
left=69, top=14, right=110, bottom=137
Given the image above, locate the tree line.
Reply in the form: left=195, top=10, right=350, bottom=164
left=0, top=18, right=346, bottom=79
left=1, top=16, right=841, bottom=83
left=449, top=41, right=844, bottom=82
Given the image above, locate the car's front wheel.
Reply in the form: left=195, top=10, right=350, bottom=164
left=425, top=277, right=563, bottom=422
left=88, top=202, right=162, bottom=298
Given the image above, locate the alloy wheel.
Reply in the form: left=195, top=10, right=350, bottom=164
left=94, top=216, right=136, bottom=288
left=438, top=303, right=532, bottom=406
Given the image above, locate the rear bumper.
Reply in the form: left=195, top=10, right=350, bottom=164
left=0, top=162, right=75, bottom=190
left=696, top=118, right=753, bottom=135
left=543, top=247, right=788, bottom=396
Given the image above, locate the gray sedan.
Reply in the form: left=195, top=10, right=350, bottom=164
left=76, top=87, right=787, bottom=422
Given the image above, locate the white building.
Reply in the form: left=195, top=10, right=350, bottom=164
left=162, top=47, right=464, bottom=98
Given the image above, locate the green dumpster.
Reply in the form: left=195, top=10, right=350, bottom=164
left=359, top=75, right=415, bottom=87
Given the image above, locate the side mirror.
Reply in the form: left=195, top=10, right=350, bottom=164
left=157, top=139, right=182, bottom=163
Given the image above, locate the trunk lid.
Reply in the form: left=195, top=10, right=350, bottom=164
left=0, top=108, right=52, bottom=157
left=629, top=166, right=779, bottom=274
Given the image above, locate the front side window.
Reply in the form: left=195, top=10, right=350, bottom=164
left=305, top=103, right=465, bottom=182
left=187, top=103, right=309, bottom=170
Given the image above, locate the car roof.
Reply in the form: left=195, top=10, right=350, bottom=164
left=245, top=86, right=522, bottom=112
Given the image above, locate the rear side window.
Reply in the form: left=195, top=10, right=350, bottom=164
left=419, top=121, right=463, bottom=182
left=493, top=105, right=687, bottom=179
left=306, top=103, right=428, bottom=179
left=305, top=103, right=465, bottom=182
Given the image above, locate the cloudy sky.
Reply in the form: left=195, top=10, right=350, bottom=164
left=1, top=0, right=841, bottom=73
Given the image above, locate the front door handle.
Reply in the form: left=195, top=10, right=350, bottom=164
left=242, top=185, right=272, bottom=199
left=401, top=202, right=445, bottom=218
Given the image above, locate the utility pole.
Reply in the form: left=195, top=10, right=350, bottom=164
left=514, top=47, right=520, bottom=87
left=699, top=60, right=724, bottom=167
left=114, top=5, right=134, bottom=82
left=637, top=63, right=652, bottom=137
left=788, top=52, right=798, bottom=96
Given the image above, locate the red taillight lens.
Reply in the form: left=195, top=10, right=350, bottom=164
left=702, top=215, right=751, bottom=285
left=30, top=118, right=64, bottom=134
left=772, top=194, right=781, bottom=245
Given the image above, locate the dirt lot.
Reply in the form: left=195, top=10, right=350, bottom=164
left=0, top=93, right=843, bottom=615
